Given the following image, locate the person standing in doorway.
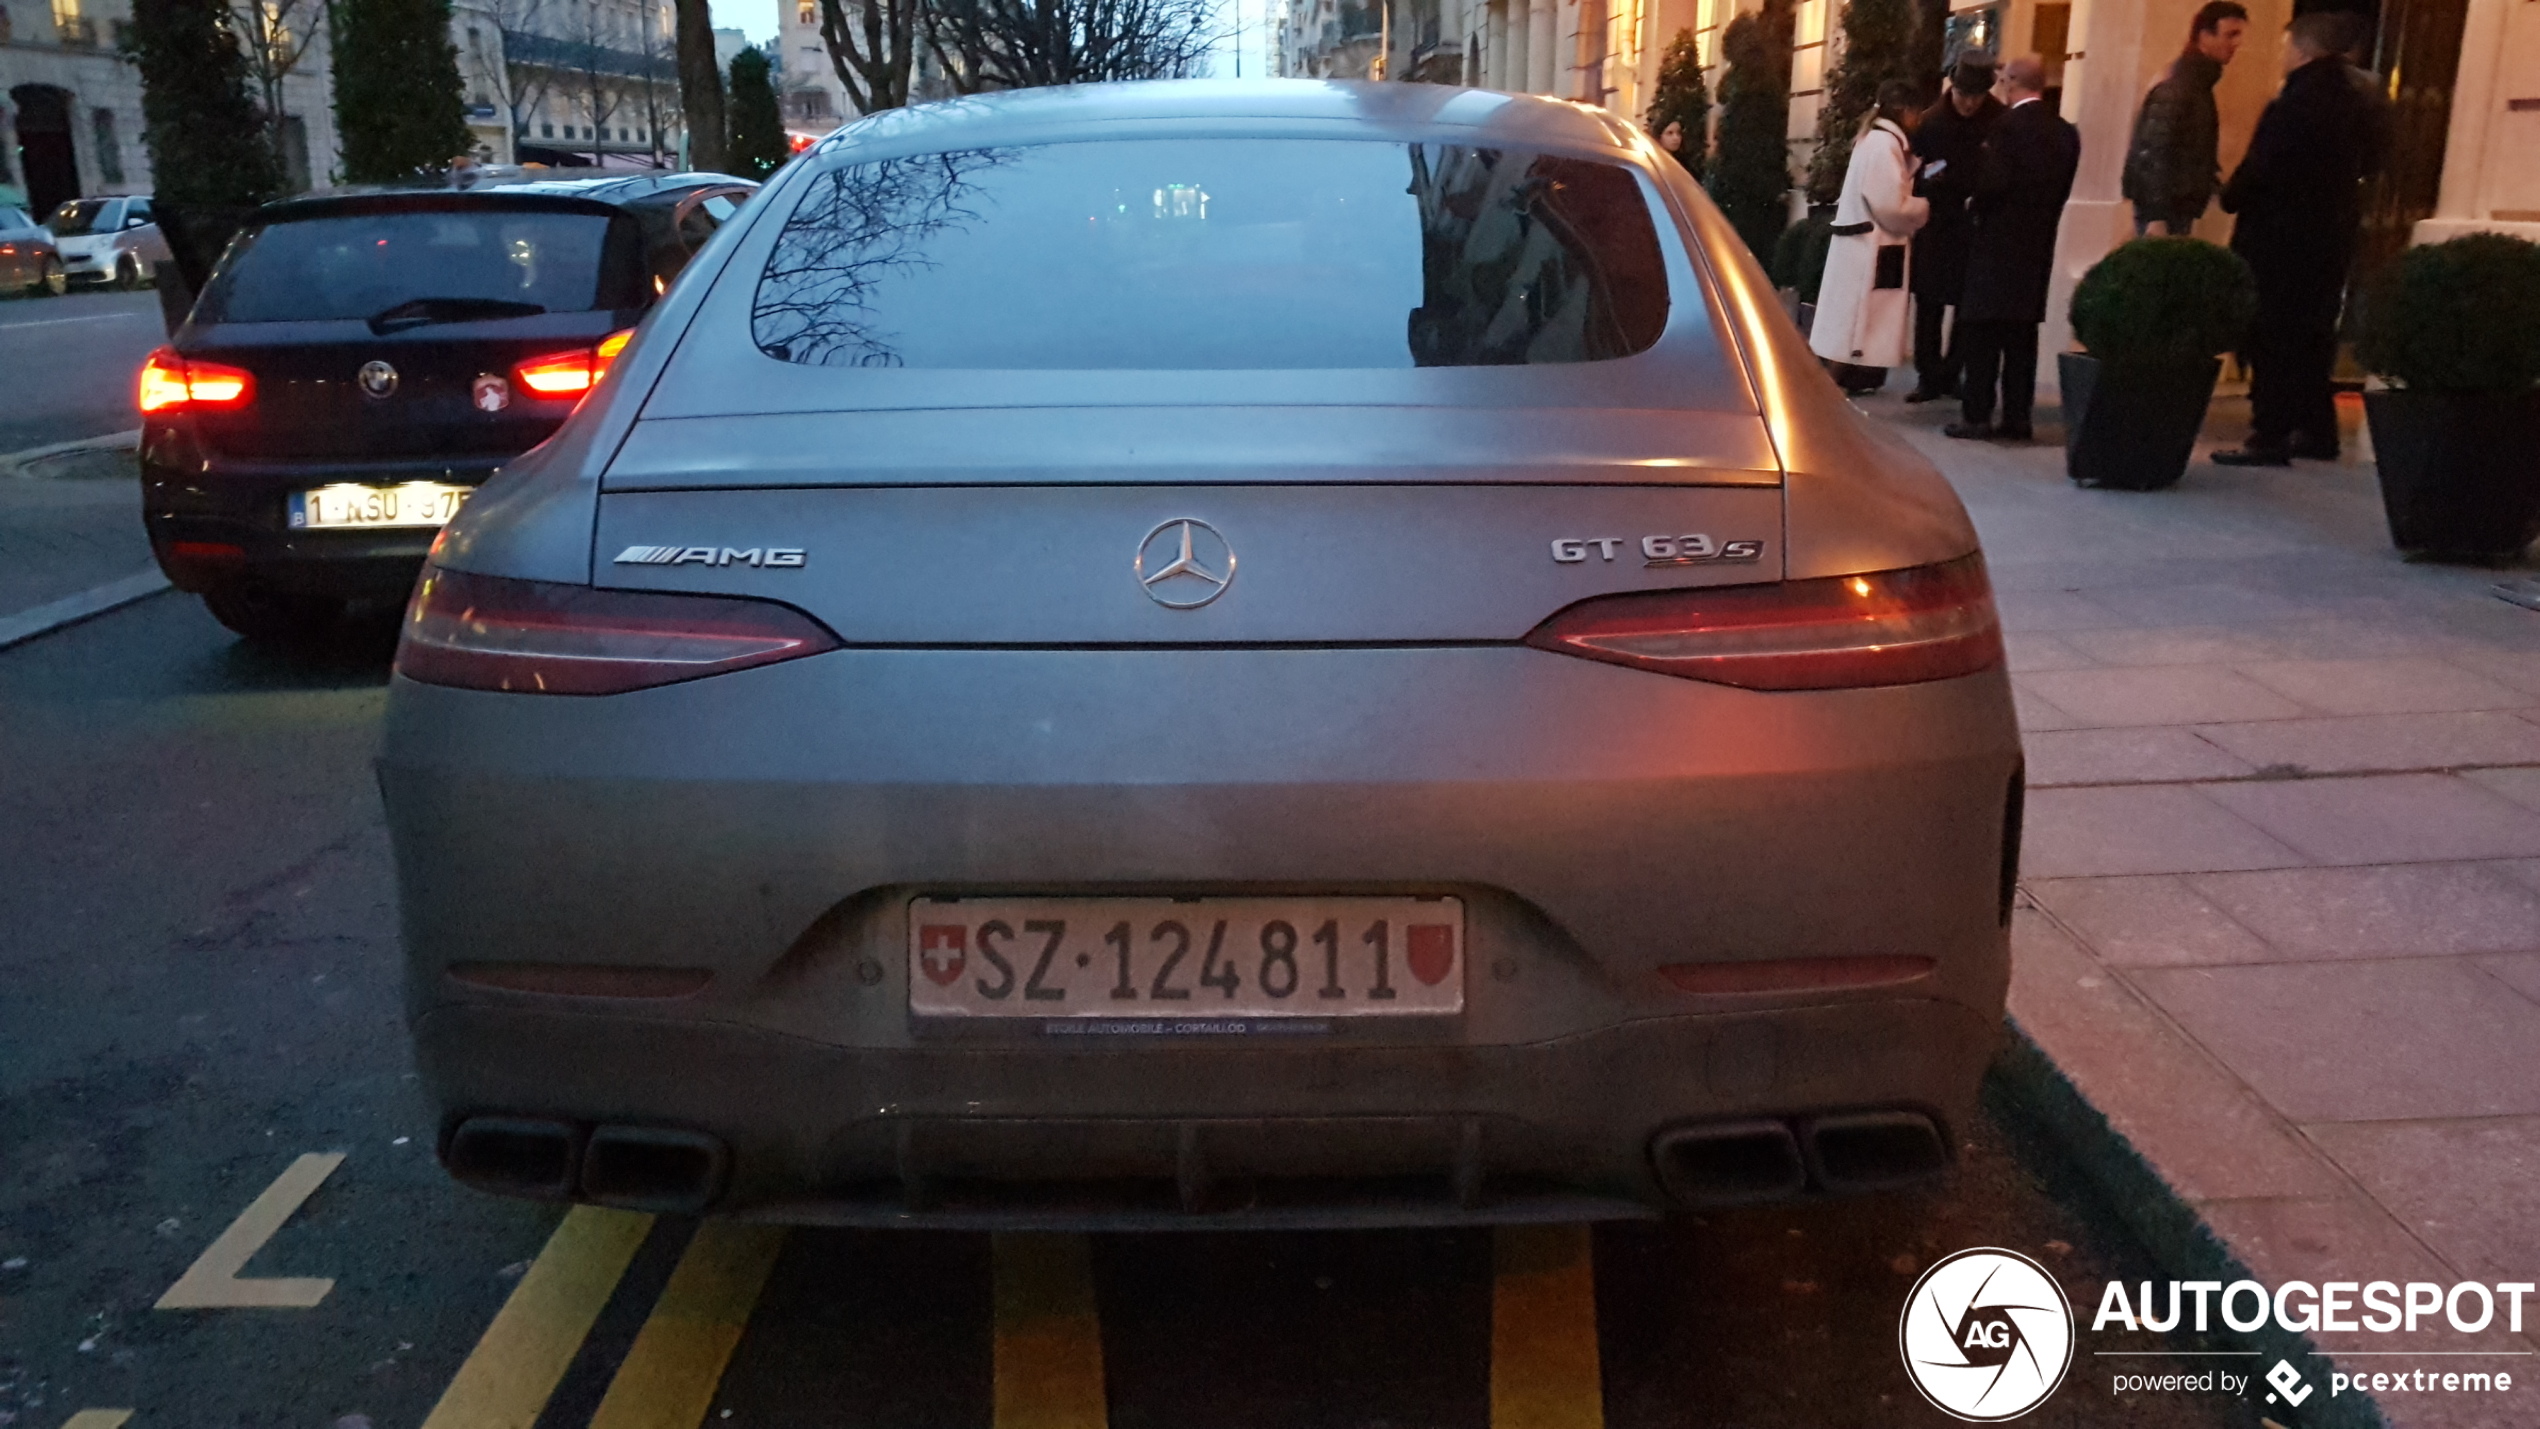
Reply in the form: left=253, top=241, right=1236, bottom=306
left=1905, top=56, right=2004, bottom=403
left=1946, top=55, right=2081, bottom=443
left=2211, top=11, right=2377, bottom=465
left=1809, top=81, right=1932, bottom=395
left=2122, top=1, right=2249, bottom=237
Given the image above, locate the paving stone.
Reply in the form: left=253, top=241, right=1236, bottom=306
left=2478, top=955, right=2540, bottom=1007
left=2192, top=1196, right=2535, bottom=1368
left=2192, top=713, right=2540, bottom=776
left=2448, top=651, right=2540, bottom=698
left=2005, top=911, right=2334, bottom=1202
left=2000, top=630, right=2095, bottom=672
left=2201, top=774, right=2540, bottom=865
left=2014, top=666, right=2310, bottom=727
left=2182, top=864, right=2540, bottom=959
left=2461, top=766, right=2540, bottom=814
left=2303, top=1118, right=2540, bottom=1284
left=2021, top=786, right=2307, bottom=878
left=1991, top=586, right=2128, bottom=633
left=2026, top=875, right=2279, bottom=967
left=2021, top=727, right=2257, bottom=786
left=2497, top=860, right=2540, bottom=898
left=2011, top=685, right=2082, bottom=733
left=2133, top=960, right=2540, bottom=1121
left=2087, top=581, right=2319, bottom=626
left=2234, top=659, right=2534, bottom=717
left=2056, top=624, right=2298, bottom=666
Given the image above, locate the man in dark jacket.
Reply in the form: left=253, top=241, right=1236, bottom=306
left=2212, top=11, right=2379, bottom=465
left=1905, top=56, right=2004, bottom=402
left=1945, top=56, right=2081, bottom=443
left=2121, top=1, right=2248, bottom=235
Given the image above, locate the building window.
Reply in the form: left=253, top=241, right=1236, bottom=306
left=92, top=108, right=123, bottom=183
left=796, top=0, right=814, bottom=23
left=542, top=122, right=554, bottom=137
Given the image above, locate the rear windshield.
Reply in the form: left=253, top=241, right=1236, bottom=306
left=199, top=208, right=643, bottom=324
left=48, top=199, right=110, bottom=236
left=750, top=138, right=1671, bottom=370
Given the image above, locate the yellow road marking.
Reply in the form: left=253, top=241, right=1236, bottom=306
left=419, top=1205, right=656, bottom=1429
left=57, top=1413, right=135, bottom=1429
left=155, top=1152, right=345, bottom=1309
left=1490, top=1224, right=1605, bottom=1429
left=992, top=1233, right=1109, bottom=1429
left=586, top=1222, right=788, bottom=1429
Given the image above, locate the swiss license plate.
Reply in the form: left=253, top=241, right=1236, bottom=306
left=288, top=481, right=470, bottom=530
left=908, top=897, right=1465, bottom=1019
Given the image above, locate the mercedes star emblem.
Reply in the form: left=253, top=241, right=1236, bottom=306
left=358, top=360, right=399, bottom=399
left=1135, top=518, right=1235, bottom=609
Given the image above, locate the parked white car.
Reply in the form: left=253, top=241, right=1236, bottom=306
left=46, top=195, right=172, bottom=289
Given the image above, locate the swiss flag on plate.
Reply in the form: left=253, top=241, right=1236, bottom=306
left=1407, top=924, right=1456, bottom=985
left=918, top=925, right=967, bottom=985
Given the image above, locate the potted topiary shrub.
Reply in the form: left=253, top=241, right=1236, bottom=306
left=2355, top=233, right=2540, bottom=562
left=2060, top=237, right=2255, bottom=490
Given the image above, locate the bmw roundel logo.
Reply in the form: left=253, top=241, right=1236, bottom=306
left=1898, top=1247, right=2074, bottom=1420
left=358, top=360, right=399, bottom=399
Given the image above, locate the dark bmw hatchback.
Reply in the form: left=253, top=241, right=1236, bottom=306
left=140, top=172, right=754, bottom=641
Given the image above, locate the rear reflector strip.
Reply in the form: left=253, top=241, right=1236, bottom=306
left=1656, top=956, right=1936, bottom=995
left=1523, top=553, right=2003, bottom=690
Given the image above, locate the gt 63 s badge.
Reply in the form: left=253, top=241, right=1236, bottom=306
left=1551, top=536, right=1765, bottom=567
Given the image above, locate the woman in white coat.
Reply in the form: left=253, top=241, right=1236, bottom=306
left=1810, top=81, right=1933, bottom=393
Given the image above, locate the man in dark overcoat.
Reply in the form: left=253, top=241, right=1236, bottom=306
left=1905, top=56, right=2004, bottom=403
left=1944, top=55, right=2081, bottom=443
left=2211, top=11, right=2380, bottom=464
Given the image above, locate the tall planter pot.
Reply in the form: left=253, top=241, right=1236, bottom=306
left=2059, top=352, right=2221, bottom=491
left=2364, top=389, right=2540, bottom=562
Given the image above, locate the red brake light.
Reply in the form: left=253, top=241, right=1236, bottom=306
left=137, top=348, right=255, bottom=414
left=395, top=566, right=839, bottom=695
left=514, top=327, right=635, bottom=400
left=1523, top=553, right=2003, bottom=690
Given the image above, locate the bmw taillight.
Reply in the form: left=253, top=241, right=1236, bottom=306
left=395, top=566, right=839, bottom=695
left=1523, top=553, right=2003, bottom=691
left=137, top=348, right=255, bottom=414
left=513, top=327, right=634, bottom=400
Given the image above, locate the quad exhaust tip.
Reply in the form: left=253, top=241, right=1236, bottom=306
left=442, top=1115, right=729, bottom=1214
left=1650, top=1108, right=1949, bottom=1208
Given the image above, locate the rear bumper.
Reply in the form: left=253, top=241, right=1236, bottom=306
left=415, top=995, right=2000, bottom=1227
left=384, top=645, right=2022, bottom=1225
left=141, top=426, right=504, bottom=598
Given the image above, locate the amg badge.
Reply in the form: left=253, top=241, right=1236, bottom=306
left=613, top=545, right=807, bottom=568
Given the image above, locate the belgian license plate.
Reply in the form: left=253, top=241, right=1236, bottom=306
left=908, top=897, right=1465, bottom=1019
left=288, top=481, right=470, bottom=530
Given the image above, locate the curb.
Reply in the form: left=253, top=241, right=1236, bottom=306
left=1984, top=1020, right=2389, bottom=1429
left=0, top=569, right=172, bottom=652
left=0, top=427, right=142, bottom=478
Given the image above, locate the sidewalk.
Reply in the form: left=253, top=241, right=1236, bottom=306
left=0, top=432, right=161, bottom=637
left=1880, top=389, right=2540, bottom=1428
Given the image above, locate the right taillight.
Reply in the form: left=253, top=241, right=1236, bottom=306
left=396, top=566, right=840, bottom=695
left=1523, top=553, right=2003, bottom=691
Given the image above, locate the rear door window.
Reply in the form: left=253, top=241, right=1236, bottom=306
left=750, top=138, right=1671, bottom=370
left=198, top=207, right=644, bottom=324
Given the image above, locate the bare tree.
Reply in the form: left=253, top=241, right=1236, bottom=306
left=485, top=0, right=559, bottom=155
left=231, top=0, right=322, bottom=171
left=562, top=0, right=630, bottom=165
left=751, top=148, right=1009, bottom=363
left=814, top=0, right=926, bottom=113
left=925, top=0, right=1218, bottom=91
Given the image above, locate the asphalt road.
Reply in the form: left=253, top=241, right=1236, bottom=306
left=0, top=595, right=2277, bottom=1429
left=0, top=287, right=168, bottom=455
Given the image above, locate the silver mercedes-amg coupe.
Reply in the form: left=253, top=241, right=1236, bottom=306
left=381, top=79, right=2022, bottom=1229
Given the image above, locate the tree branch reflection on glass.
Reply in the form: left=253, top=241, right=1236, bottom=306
left=751, top=148, right=1012, bottom=367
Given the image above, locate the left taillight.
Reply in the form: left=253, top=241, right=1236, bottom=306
left=513, top=327, right=635, bottom=400
left=395, top=566, right=840, bottom=695
left=1522, top=553, right=2004, bottom=691
left=137, top=348, right=255, bottom=414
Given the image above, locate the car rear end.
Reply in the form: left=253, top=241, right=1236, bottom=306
left=141, top=193, right=654, bottom=633
left=380, top=84, right=2021, bottom=1228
